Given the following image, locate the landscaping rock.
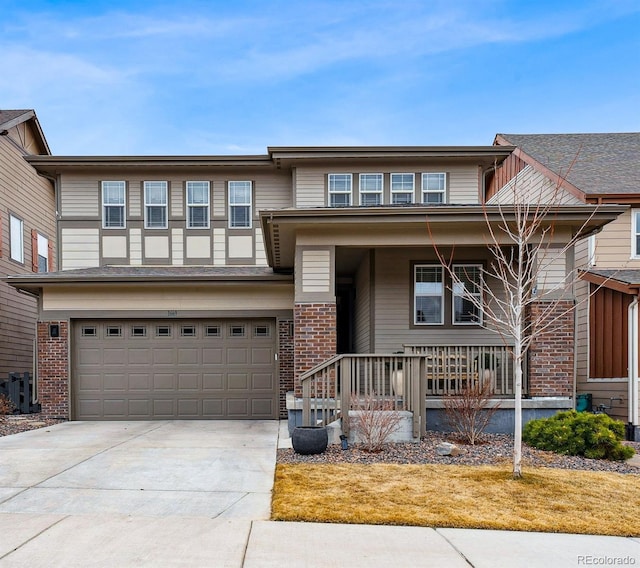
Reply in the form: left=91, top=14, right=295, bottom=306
left=436, top=442, right=461, bottom=456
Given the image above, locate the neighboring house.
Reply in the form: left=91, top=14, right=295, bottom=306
left=0, top=110, right=56, bottom=381
left=7, top=144, right=621, bottom=434
left=492, top=133, right=640, bottom=441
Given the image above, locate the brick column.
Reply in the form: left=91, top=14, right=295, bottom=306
left=528, top=301, right=574, bottom=397
left=294, top=303, right=337, bottom=397
left=278, top=318, right=294, bottom=418
left=36, top=321, right=70, bottom=419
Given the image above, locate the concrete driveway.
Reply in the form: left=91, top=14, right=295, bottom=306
left=0, top=420, right=279, bottom=567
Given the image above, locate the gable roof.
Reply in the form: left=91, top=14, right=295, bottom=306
left=495, top=133, right=640, bottom=198
left=0, top=109, right=51, bottom=155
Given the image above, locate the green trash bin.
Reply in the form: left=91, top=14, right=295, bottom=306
left=576, top=393, right=592, bottom=412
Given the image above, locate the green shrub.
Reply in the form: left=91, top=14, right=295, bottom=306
left=523, top=410, right=634, bottom=461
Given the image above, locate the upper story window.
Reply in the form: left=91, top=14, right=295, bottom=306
left=633, top=210, right=640, bottom=258
left=328, top=174, right=352, bottom=207
left=144, top=181, right=168, bottom=229
left=452, top=264, right=482, bottom=325
left=422, top=173, right=446, bottom=204
left=36, top=233, right=49, bottom=272
left=391, top=173, right=414, bottom=204
left=359, top=174, right=383, bottom=206
left=414, top=265, right=443, bottom=325
left=102, top=181, right=126, bottom=229
left=186, top=181, right=210, bottom=229
left=9, top=214, right=23, bottom=263
left=229, top=181, right=252, bottom=228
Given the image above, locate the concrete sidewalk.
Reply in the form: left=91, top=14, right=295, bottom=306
left=0, top=420, right=638, bottom=567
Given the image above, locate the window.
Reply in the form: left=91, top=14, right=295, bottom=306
left=254, top=325, right=270, bottom=338
left=9, top=215, right=23, bottom=263
left=422, top=173, right=446, bottom=204
left=102, top=181, right=126, bottom=228
left=633, top=210, right=640, bottom=257
left=144, top=181, right=168, bottom=229
left=228, top=181, right=252, bottom=228
left=229, top=325, right=245, bottom=337
left=453, top=265, right=482, bottom=325
left=328, top=174, right=352, bottom=207
left=186, top=181, right=210, bottom=229
left=414, top=265, right=443, bottom=324
left=131, top=326, right=147, bottom=337
left=37, top=234, right=49, bottom=272
left=82, top=326, right=97, bottom=337
left=181, top=325, right=196, bottom=337
left=106, top=326, right=122, bottom=337
left=391, top=173, right=414, bottom=204
left=206, top=325, right=221, bottom=337
left=359, top=174, right=383, bottom=206
left=155, top=326, right=172, bottom=337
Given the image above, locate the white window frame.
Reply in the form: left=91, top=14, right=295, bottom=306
left=452, top=264, right=483, bottom=325
left=632, top=210, right=640, bottom=258
left=359, top=173, right=383, bottom=206
left=186, top=181, right=210, bottom=229
left=9, top=214, right=23, bottom=263
left=421, top=173, right=446, bottom=204
left=37, top=233, right=49, bottom=272
left=144, top=181, right=168, bottom=229
left=228, top=181, right=252, bottom=229
left=102, top=181, right=126, bottom=229
left=391, top=173, right=414, bottom=204
left=414, top=264, right=444, bottom=325
left=328, top=173, right=352, bottom=207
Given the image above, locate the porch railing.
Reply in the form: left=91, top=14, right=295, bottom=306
left=299, top=345, right=521, bottom=437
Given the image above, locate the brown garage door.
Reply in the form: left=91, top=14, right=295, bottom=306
left=72, top=319, right=277, bottom=420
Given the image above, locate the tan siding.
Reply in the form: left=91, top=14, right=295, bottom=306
left=446, top=164, right=480, bottom=203
left=354, top=253, right=371, bottom=353
left=172, top=228, right=184, bottom=265
left=255, top=228, right=267, bottom=266
left=213, top=228, right=226, bottom=265
left=488, top=165, right=582, bottom=205
left=575, top=278, right=589, bottom=385
left=129, top=180, right=141, bottom=217
left=536, top=246, right=567, bottom=293
left=170, top=180, right=183, bottom=217
left=61, top=228, right=100, bottom=269
left=591, top=209, right=640, bottom=268
left=575, top=379, right=628, bottom=421
left=0, top=133, right=56, bottom=375
left=254, top=172, right=292, bottom=210
left=212, top=180, right=226, bottom=218
left=294, top=168, right=326, bottom=207
left=42, top=283, right=294, bottom=311
left=301, top=249, right=331, bottom=293
left=129, top=228, right=142, bottom=265
left=60, top=174, right=100, bottom=217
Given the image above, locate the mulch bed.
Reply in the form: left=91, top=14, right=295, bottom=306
left=277, top=432, right=640, bottom=475
left=0, top=414, right=65, bottom=437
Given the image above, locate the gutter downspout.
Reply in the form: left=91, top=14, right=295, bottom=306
left=628, top=296, right=639, bottom=440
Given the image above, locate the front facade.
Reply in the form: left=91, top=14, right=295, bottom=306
left=8, top=143, right=623, bottom=430
left=0, top=110, right=56, bottom=380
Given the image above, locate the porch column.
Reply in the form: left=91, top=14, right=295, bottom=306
left=36, top=321, right=70, bottom=419
left=294, top=245, right=337, bottom=397
left=528, top=300, right=574, bottom=397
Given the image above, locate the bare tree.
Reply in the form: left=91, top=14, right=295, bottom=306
left=428, top=157, right=599, bottom=478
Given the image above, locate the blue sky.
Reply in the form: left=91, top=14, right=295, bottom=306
left=2, top=0, right=639, bottom=155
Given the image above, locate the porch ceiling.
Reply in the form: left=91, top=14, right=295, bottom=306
left=260, top=204, right=626, bottom=270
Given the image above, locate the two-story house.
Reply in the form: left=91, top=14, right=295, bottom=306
left=492, top=133, right=640, bottom=441
left=0, top=110, right=56, bottom=383
left=8, top=145, right=622, bottom=435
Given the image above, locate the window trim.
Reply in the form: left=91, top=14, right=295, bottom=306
left=452, top=264, right=483, bottom=326
left=186, top=181, right=211, bottom=229
left=632, top=209, right=640, bottom=258
left=421, top=172, right=446, bottom=204
left=102, top=181, right=127, bottom=229
left=9, top=214, right=24, bottom=264
left=144, top=181, right=168, bottom=229
left=228, top=181, right=252, bottom=229
left=328, top=173, right=353, bottom=207
left=359, top=173, right=383, bottom=206
left=391, top=173, right=415, bottom=204
left=413, top=264, right=444, bottom=325
left=37, top=233, right=49, bottom=273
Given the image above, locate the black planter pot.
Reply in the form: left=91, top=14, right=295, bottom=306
left=291, top=426, right=328, bottom=455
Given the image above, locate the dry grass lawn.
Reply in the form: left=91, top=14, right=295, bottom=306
left=272, top=464, right=640, bottom=536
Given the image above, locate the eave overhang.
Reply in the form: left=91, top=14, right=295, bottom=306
left=261, top=204, right=627, bottom=270
left=580, top=269, right=640, bottom=295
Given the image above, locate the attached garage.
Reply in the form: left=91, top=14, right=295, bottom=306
left=72, top=319, right=278, bottom=420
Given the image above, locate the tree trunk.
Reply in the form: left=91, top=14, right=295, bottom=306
left=513, top=343, right=523, bottom=479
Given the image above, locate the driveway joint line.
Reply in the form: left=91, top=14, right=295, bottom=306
left=435, top=528, right=476, bottom=567
left=0, top=514, right=69, bottom=562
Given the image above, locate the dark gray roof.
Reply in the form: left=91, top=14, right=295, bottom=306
left=497, top=133, right=640, bottom=195
left=584, top=269, right=640, bottom=286
left=0, top=109, right=34, bottom=129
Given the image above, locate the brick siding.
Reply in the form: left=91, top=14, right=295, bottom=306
left=528, top=300, right=574, bottom=397
left=278, top=318, right=294, bottom=418
left=293, top=303, right=337, bottom=397
left=36, top=321, right=69, bottom=419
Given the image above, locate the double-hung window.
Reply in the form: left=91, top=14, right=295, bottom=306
left=144, top=181, right=168, bottom=229
left=102, top=181, right=126, bottom=228
left=9, top=215, right=23, bottom=263
left=391, top=173, right=414, bottom=204
left=414, top=265, right=444, bottom=324
left=186, top=181, right=210, bottom=229
left=633, top=210, right=640, bottom=258
left=328, top=174, right=352, bottom=207
left=359, top=174, right=383, bottom=206
left=422, top=173, right=446, bottom=204
left=229, top=181, right=252, bottom=228
left=452, top=264, right=482, bottom=324
left=37, top=234, right=49, bottom=272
